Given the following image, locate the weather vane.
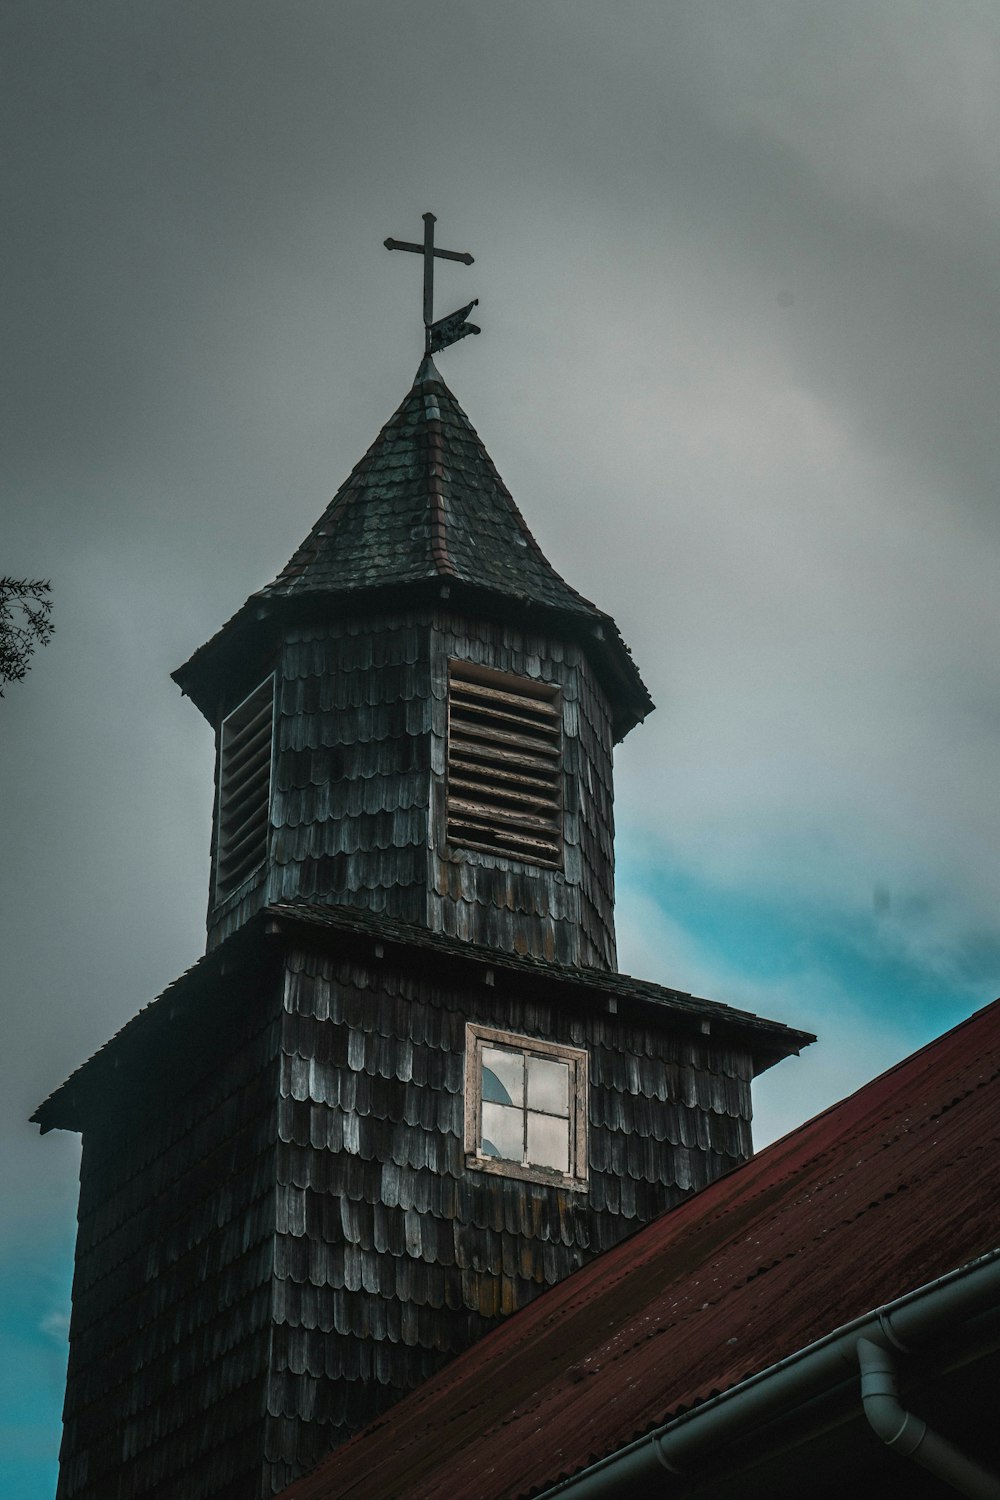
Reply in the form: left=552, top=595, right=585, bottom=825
left=384, top=212, right=481, bottom=355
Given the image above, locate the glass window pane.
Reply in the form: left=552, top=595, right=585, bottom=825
left=526, top=1112, right=569, bottom=1173
left=482, top=1101, right=524, bottom=1162
left=482, top=1047, right=523, bottom=1107
left=482, top=1065, right=512, bottom=1105
left=526, top=1056, right=569, bottom=1116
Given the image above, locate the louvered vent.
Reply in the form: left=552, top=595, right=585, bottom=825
left=215, top=677, right=274, bottom=902
left=447, top=661, right=562, bottom=866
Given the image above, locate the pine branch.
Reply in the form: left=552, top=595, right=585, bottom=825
left=0, top=577, right=55, bottom=695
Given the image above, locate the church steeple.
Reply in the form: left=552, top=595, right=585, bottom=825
left=35, top=231, right=812, bottom=1500
left=174, top=358, right=652, bottom=966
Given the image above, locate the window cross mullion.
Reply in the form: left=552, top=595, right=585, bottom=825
left=466, top=1023, right=588, bottom=1189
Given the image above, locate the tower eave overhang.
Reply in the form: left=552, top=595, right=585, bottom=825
left=30, top=903, right=812, bottom=1136
left=172, top=576, right=654, bottom=741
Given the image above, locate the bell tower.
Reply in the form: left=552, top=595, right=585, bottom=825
left=35, top=220, right=810, bottom=1500
left=174, top=351, right=651, bottom=971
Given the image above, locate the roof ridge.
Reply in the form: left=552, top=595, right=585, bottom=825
left=421, top=381, right=456, bottom=578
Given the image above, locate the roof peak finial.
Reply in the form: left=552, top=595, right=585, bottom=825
left=384, top=212, right=482, bottom=356
left=414, top=353, right=443, bottom=386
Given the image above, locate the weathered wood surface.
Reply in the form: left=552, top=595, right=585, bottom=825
left=173, top=362, right=653, bottom=751
left=206, top=611, right=619, bottom=972
left=45, top=913, right=778, bottom=1499
left=446, top=659, right=563, bottom=865
left=429, top=613, right=617, bottom=969
left=262, top=938, right=752, bottom=1489
left=55, top=970, right=281, bottom=1500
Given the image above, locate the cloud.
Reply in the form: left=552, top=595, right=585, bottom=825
left=614, top=876, right=954, bottom=1149
left=39, top=1310, right=70, bottom=1347
left=4, top=0, right=999, bottom=1358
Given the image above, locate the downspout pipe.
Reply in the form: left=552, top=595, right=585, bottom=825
left=857, top=1336, right=1000, bottom=1499
left=534, top=1249, right=1000, bottom=1500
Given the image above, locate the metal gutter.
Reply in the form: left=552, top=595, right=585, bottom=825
left=533, top=1249, right=1000, bottom=1499
left=857, top=1337, right=1000, bottom=1498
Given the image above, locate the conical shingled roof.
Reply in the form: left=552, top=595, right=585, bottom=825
left=258, top=356, right=601, bottom=617
left=174, top=359, right=652, bottom=737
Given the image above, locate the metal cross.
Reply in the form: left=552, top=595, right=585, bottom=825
left=384, top=212, right=477, bottom=354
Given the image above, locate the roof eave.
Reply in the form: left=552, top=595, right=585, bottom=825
left=532, top=1248, right=1000, bottom=1500
left=32, top=903, right=809, bottom=1134
left=267, top=902, right=812, bottom=1063
left=173, top=578, right=654, bottom=736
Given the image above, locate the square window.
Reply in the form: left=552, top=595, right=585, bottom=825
left=465, top=1023, right=588, bottom=1189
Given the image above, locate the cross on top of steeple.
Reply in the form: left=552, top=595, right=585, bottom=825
left=384, top=212, right=481, bottom=355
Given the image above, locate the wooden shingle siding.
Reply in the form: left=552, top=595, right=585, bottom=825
left=207, top=610, right=618, bottom=971
left=208, top=614, right=434, bottom=950
left=430, top=614, right=617, bottom=970
left=270, top=617, right=430, bottom=934
left=39, top=909, right=806, bottom=1498
left=262, top=939, right=754, bottom=1486
left=56, top=981, right=281, bottom=1500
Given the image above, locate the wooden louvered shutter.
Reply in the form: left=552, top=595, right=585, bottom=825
left=447, top=661, right=562, bottom=866
left=215, top=677, right=274, bottom=901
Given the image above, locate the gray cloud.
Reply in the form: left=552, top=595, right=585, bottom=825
left=4, top=3, right=1000, bottom=1248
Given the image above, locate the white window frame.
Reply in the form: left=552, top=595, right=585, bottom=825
left=464, top=1022, right=589, bottom=1190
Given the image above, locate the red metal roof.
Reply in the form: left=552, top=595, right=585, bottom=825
left=278, top=997, right=1000, bottom=1500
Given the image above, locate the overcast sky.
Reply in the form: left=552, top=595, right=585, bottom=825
left=5, top=4, right=1000, bottom=1493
